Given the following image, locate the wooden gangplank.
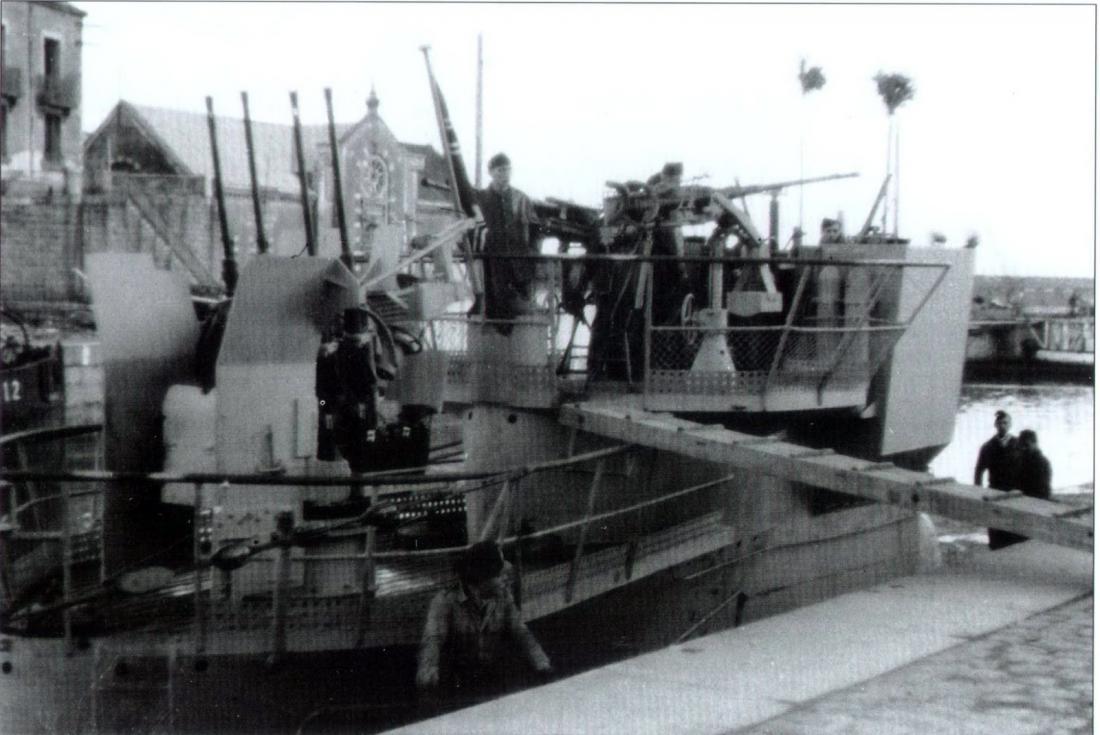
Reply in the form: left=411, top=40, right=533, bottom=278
left=560, top=403, right=1093, bottom=552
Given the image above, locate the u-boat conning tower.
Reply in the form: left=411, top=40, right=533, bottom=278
left=431, top=177, right=974, bottom=463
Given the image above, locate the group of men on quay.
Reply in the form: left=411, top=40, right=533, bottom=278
left=973, top=410, right=1054, bottom=549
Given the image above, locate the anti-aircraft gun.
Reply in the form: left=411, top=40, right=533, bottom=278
left=564, top=170, right=859, bottom=381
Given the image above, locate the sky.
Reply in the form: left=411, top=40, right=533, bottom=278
left=74, top=2, right=1096, bottom=278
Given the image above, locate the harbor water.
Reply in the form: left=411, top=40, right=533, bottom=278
left=931, top=382, right=1094, bottom=491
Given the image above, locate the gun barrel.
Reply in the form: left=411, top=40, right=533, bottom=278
left=325, top=88, right=353, bottom=271
left=205, top=96, right=237, bottom=295
left=241, top=91, right=269, bottom=255
left=721, top=171, right=859, bottom=199
left=290, top=91, right=317, bottom=257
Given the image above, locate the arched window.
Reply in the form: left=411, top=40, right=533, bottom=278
left=358, top=154, right=388, bottom=202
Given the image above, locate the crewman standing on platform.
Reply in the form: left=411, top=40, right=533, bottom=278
left=416, top=540, right=552, bottom=700
left=476, top=153, right=542, bottom=329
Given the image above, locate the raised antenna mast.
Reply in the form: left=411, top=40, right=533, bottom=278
left=475, top=33, right=484, bottom=188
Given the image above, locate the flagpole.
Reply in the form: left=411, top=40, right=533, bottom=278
left=798, top=59, right=805, bottom=235
left=882, top=115, right=892, bottom=235
left=421, top=45, right=483, bottom=296
left=893, top=117, right=901, bottom=236
left=421, top=46, right=463, bottom=217
left=475, top=34, right=484, bottom=189
left=799, top=93, right=805, bottom=236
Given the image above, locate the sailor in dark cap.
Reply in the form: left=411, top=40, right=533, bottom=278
left=974, top=410, right=1022, bottom=549
left=417, top=540, right=551, bottom=695
left=476, top=153, right=542, bottom=331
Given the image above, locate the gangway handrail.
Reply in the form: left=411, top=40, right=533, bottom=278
left=561, top=404, right=1093, bottom=552
left=0, top=444, right=632, bottom=490
left=0, top=422, right=102, bottom=448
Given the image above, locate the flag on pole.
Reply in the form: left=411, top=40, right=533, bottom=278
left=422, top=48, right=479, bottom=218
left=422, top=47, right=484, bottom=298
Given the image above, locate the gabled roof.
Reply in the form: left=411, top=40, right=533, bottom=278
left=89, top=100, right=456, bottom=202
left=118, top=102, right=343, bottom=195
left=30, top=1, right=86, bottom=18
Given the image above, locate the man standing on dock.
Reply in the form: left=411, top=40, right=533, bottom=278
left=1015, top=430, right=1052, bottom=501
left=974, top=410, right=1021, bottom=549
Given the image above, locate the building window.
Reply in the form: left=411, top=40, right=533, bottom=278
left=44, top=112, right=62, bottom=163
left=43, top=37, right=60, bottom=79
left=365, top=156, right=388, bottom=199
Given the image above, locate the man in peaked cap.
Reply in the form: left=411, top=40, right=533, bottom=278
left=417, top=540, right=551, bottom=698
left=476, top=153, right=542, bottom=331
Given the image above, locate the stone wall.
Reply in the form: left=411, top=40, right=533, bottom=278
left=0, top=196, right=85, bottom=305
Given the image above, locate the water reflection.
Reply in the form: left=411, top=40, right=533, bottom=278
left=931, top=384, right=1094, bottom=490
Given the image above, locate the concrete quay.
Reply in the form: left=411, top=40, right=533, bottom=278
left=387, top=540, right=1092, bottom=734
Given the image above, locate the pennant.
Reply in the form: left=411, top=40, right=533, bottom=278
left=425, top=62, right=479, bottom=218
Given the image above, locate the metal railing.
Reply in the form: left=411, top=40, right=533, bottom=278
left=1042, top=318, right=1094, bottom=354
left=0, top=441, right=752, bottom=660
left=1, top=423, right=104, bottom=651
left=423, top=253, right=948, bottom=409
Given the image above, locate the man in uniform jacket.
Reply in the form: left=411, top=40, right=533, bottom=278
left=974, top=410, right=1021, bottom=549
left=417, top=541, right=551, bottom=701
left=476, top=153, right=542, bottom=328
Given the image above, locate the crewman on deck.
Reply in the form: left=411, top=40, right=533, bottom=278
left=647, top=162, right=691, bottom=328
left=820, top=217, right=844, bottom=244
left=416, top=540, right=552, bottom=700
left=477, top=153, right=542, bottom=331
left=974, top=409, right=1021, bottom=549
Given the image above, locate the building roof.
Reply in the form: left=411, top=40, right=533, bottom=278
left=116, top=101, right=340, bottom=195
left=90, top=100, right=455, bottom=202
left=29, top=1, right=87, bottom=18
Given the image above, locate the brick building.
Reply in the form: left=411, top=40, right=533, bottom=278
left=1, top=0, right=85, bottom=197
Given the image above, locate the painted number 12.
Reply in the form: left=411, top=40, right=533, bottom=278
left=2, top=380, right=22, bottom=402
